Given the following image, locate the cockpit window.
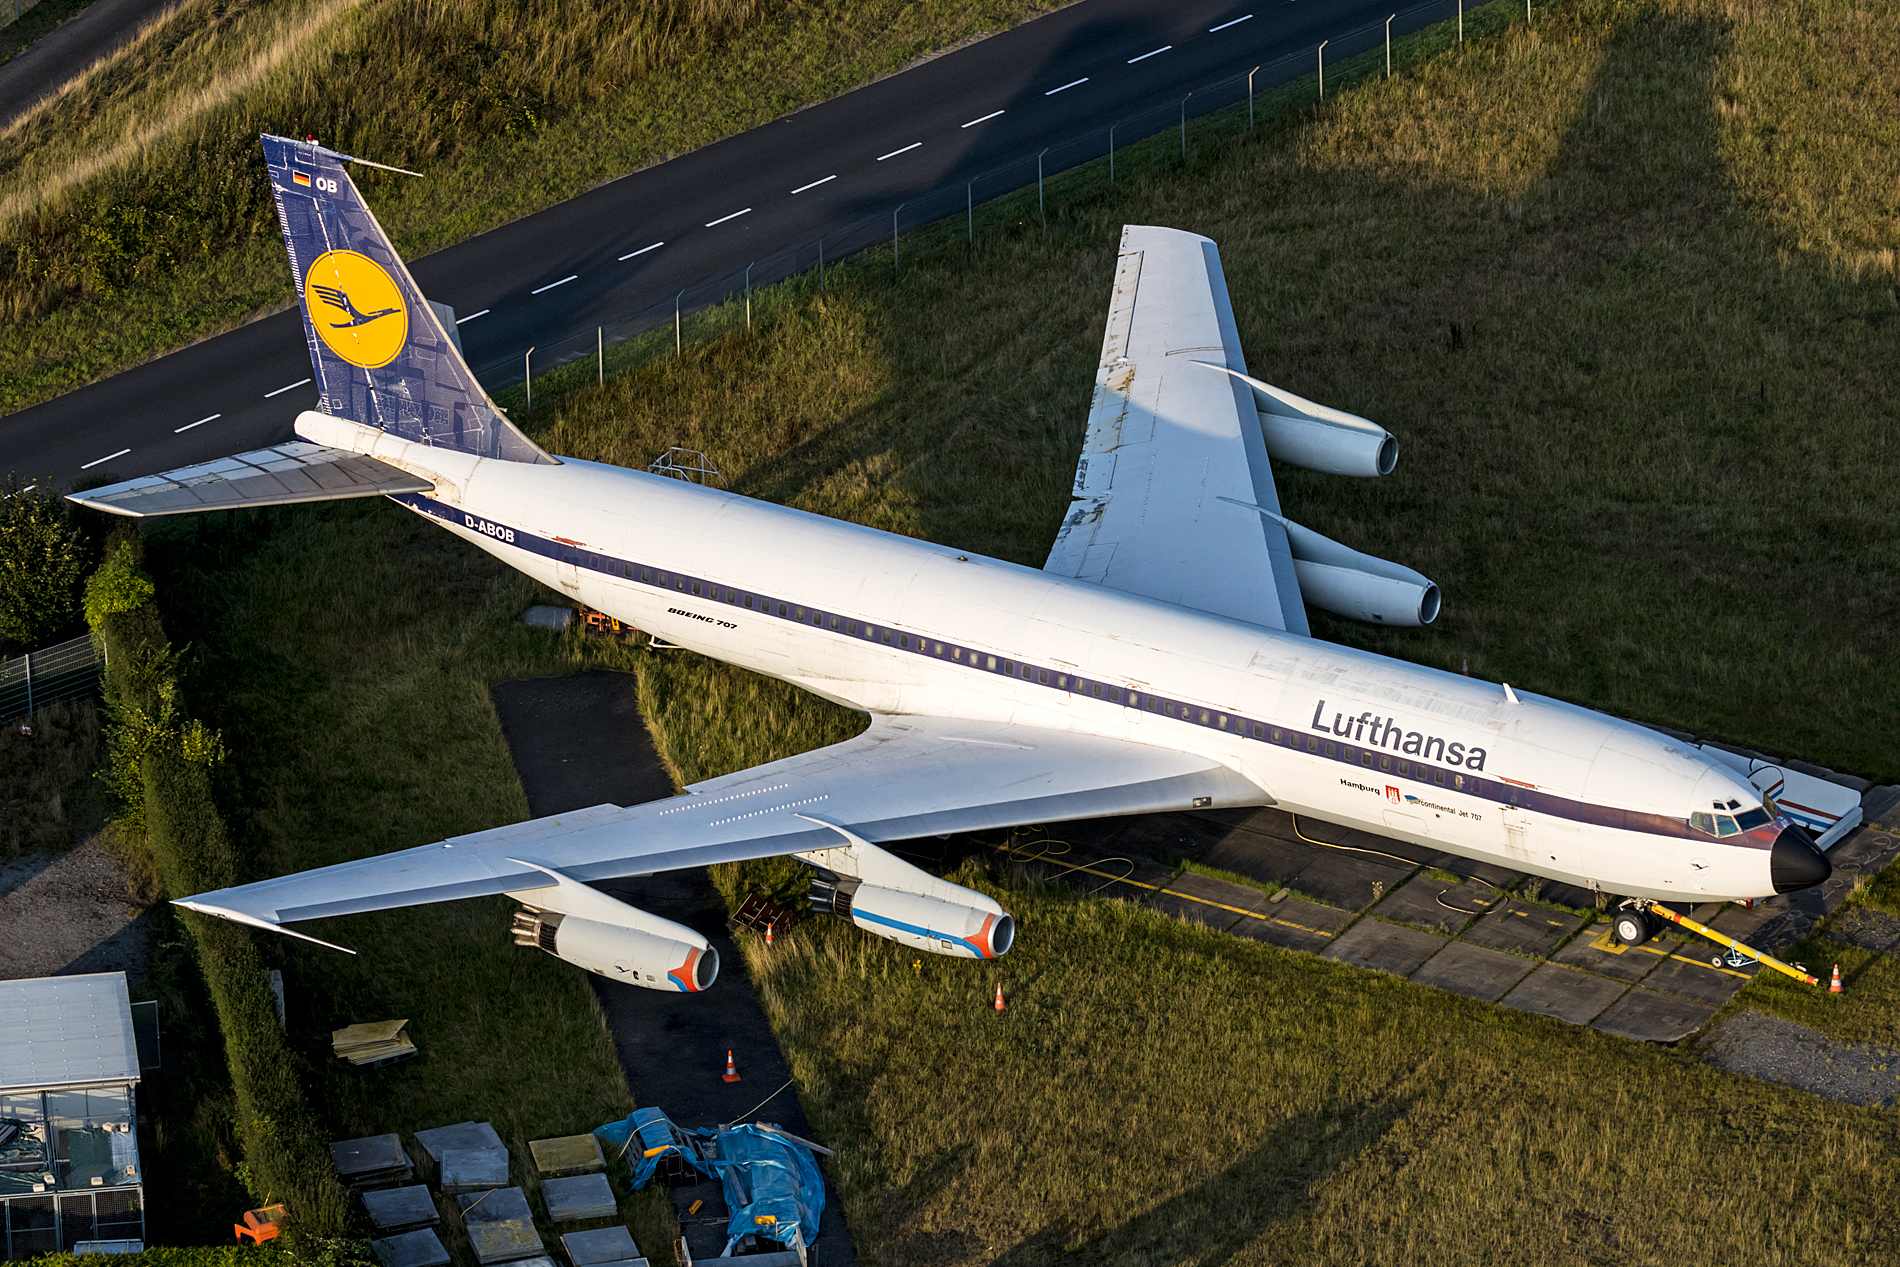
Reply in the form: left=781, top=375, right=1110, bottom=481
left=1690, top=812, right=1713, bottom=834
left=1736, top=807, right=1771, bottom=831
left=1714, top=815, right=1740, bottom=836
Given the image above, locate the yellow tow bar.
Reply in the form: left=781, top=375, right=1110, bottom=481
left=1641, top=901, right=1819, bottom=987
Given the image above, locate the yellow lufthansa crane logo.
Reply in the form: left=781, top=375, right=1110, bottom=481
left=302, top=250, right=408, bottom=368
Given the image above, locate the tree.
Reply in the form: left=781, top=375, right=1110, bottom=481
left=0, top=475, right=87, bottom=652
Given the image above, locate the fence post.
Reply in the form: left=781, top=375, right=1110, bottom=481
left=23, top=650, right=31, bottom=718
left=1109, top=125, right=1117, bottom=183
left=967, top=182, right=974, bottom=242
left=818, top=238, right=824, bottom=292
left=597, top=327, right=603, bottom=385
left=1318, top=40, right=1328, bottom=100
left=1037, top=149, right=1048, bottom=223
left=1179, top=95, right=1190, bottom=159
left=745, top=262, right=753, bottom=331
left=1248, top=67, right=1258, bottom=130
left=893, top=205, right=904, bottom=272
left=524, top=348, right=534, bottom=410
left=1386, top=15, right=1395, bottom=77
left=1458, top=0, right=1463, bottom=43
left=676, top=292, right=683, bottom=355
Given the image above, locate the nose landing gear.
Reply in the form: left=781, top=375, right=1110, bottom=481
left=1610, top=898, right=1822, bottom=987
left=1611, top=906, right=1660, bottom=947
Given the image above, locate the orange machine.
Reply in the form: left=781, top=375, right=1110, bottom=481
left=234, top=1204, right=286, bottom=1244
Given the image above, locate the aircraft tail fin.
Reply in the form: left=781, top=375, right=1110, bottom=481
left=261, top=134, right=554, bottom=465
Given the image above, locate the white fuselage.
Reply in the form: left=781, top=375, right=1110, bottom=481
left=305, top=413, right=1787, bottom=903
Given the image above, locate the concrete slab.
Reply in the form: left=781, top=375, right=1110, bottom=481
left=1200, top=832, right=1319, bottom=888
left=563, top=1227, right=640, bottom=1266
left=1429, top=853, right=1524, bottom=889
left=1290, top=849, right=1414, bottom=911
left=529, top=1135, right=604, bottom=1176
left=1591, top=988, right=1721, bottom=1044
left=414, top=1122, right=505, bottom=1164
left=1148, top=872, right=1267, bottom=930
left=441, top=1148, right=509, bottom=1194
left=331, top=1134, right=412, bottom=1182
left=1230, top=896, right=1356, bottom=953
left=1524, top=879, right=1599, bottom=912
left=1639, top=954, right=1753, bottom=1005
left=1463, top=900, right=1587, bottom=957
left=371, top=1230, right=450, bottom=1267
left=460, top=1188, right=532, bottom=1225
left=542, top=1174, right=617, bottom=1223
left=1322, top=919, right=1446, bottom=977
left=1551, top=927, right=1668, bottom=983
left=467, top=1218, right=544, bottom=1266
left=1409, top=941, right=1536, bottom=1003
left=1499, top=964, right=1628, bottom=1026
left=1372, top=874, right=1498, bottom=935
left=362, top=1186, right=439, bottom=1233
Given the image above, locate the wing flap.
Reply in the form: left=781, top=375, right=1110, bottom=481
left=69, top=442, right=433, bottom=518
left=176, top=718, right=1264, bottom=930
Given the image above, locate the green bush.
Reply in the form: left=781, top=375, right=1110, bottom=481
left=96, top=536, right=352, bottom=1240
left=85, top=537, right=156, bottom=630
left=20, top=1247, right=282, bottom=1267
left=0, top=473, right=86, bottom=652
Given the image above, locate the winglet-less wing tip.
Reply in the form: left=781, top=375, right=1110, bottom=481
left=172, top=898, right=358, bottom=954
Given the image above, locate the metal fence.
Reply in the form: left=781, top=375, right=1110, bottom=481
left=0, top=633, right=105, bottom=723
left=491, top=0, right=1499, bottom=398
left=2, top=0, right=47, bottom=32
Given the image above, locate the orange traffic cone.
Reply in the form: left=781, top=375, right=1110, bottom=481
left=765, top=922, right=774, bottom=948
left=722, top=1050, right=741, bottom=1082
left=1830, top=964, right=1843, bottom=995
left=993, top=983, right=1006, bottom=1012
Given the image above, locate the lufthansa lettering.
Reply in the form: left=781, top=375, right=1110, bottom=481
left=1310, top=699, right=1487, bottom=771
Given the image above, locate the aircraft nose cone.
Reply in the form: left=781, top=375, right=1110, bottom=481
left=1770, top=825, right=1831, bottom=894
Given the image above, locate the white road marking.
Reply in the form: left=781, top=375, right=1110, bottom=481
left=455, top=309, right=490, bottom=323
left=531, top=275, right=578, bottom=294
left=791, top=175, right=837, bottom=193
left=877, top=142, right=923, bottom=160
left=174, top=413, right=221, bottom=433
left=962, top=110, right=1005, bottom=128
left=619, top=242, right=665, bottom=259
left=81, top=449, right=130, bottom=470
left=1128, top=45, right=1172, bottom=62
left=1210, top=14, right=1253, bottom=30
left=1045, top=78, right=1090, bottom=95
left=264, top=378, right=312, bottom=398
left=705, top=208, right=752, bottom=226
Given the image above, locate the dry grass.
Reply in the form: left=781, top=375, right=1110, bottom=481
left=0, top=0, right=1048, bottom=414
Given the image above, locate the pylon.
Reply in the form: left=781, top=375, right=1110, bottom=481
left=993, top=983, right=1006, bottom=1011
left=765, top=922, right=774, bottom=948
left=722, top=1050, right=741, bottom=1082
left=1830, top=964, right=1843, bottom=995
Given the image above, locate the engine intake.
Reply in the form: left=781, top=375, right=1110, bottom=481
left=1284, top=520, right=1440, bottom=626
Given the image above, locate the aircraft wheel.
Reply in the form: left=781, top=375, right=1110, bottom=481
left=1613, top=909, right=1654, bottom=947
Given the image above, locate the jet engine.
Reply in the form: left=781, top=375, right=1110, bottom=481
left=504, top=857, right=717, bottom=990
left=511, top=907, right=717, bottom=991
left=1284, top=520, right=1440, bottom=627
left=1207, top=364, right=1398, bottom=477
left=809, top=878, right=1014, bottom=960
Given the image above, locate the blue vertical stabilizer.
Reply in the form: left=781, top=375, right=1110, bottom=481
left=261, top=134, right=554, bottom=464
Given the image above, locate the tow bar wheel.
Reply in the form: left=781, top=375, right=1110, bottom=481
left=1613, top=909, right=1655, bottom=947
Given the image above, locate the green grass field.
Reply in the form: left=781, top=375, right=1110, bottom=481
left=131, top=0, right=1900, bottom=1258
left=0, top=0, right=1048, bottom=417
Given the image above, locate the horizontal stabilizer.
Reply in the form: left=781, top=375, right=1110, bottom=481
left=68, top=442, right=433, bottom=518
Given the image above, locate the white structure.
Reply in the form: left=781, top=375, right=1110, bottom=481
left=71, top=138, right=1832, bottom=986
left=0, top=973, right=145, bottom=1259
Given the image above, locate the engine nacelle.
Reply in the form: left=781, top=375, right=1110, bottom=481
left=811, top=879, right=1013, bottom=960
left=1204, top=364, right=1397, bottom=477
left=1284, top=520, right=1440, bottom=627
left=512, top=908, right=718, bottom=991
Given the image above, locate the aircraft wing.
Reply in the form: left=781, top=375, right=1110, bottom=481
left=175, top=715, right=1263, bottom=936
left=1045, top=225, right=1310, bottom=635
left=68, top=442, right=432, bottom=517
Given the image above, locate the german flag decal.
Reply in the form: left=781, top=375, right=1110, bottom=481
left=292, top=171, right=312, bottom=187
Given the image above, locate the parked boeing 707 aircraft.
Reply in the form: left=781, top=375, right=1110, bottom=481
left=71, top=136, right=1830, bottom=991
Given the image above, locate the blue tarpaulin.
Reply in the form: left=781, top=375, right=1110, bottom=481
left=593, top=1110, right=825, bottom=1252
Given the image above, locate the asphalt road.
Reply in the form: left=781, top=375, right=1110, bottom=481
left=5, top=0, right=1456, bottom=492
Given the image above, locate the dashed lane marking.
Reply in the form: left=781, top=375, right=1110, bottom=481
left=455, top=309, right=490, bottom=323
left=877, top=142, right=923, bottom=160
left=1210, top=14, right=1254, bottom=31
left=81, top=449, right=130, bottom=470
left=705, top=208, right=752, bottom=226
left=619, top=242, right=665, bottom=260
left=962, top=110, right=1005, bottom=127
left=264, top=378, right=312, bottom=398
left=174, top=413, right=220, bottom=433
left=531, top=275, right=578, bottom=294
left=1128, top=45, right=1172, bottom=62
left=1045, top=77, right=1090, bottom=95
left=791, top=175, right=836, bottom=193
